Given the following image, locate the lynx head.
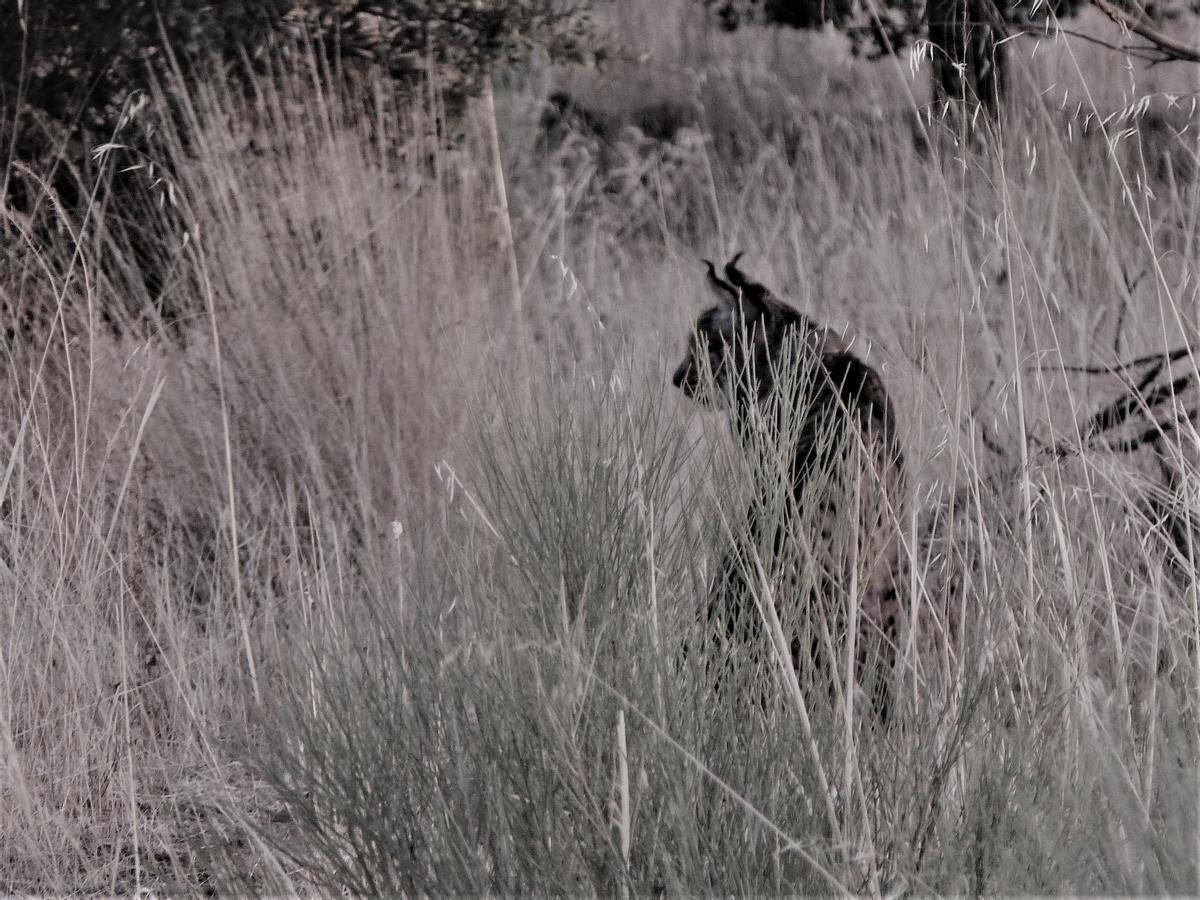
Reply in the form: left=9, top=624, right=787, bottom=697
left=672, top=253, right=818, bottom=408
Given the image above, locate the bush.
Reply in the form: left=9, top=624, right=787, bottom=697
left=288, top=1, right=597, bottom=116
left=702, top=0, right=924, bottom=59
left=0, top=0, right=597, bottom=350
left=0, top=2, right=284, bottom=172
left=0, top=0, right=596, bottom=204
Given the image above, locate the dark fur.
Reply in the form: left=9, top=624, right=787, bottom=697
left=673, top=254, right=905, bottom=716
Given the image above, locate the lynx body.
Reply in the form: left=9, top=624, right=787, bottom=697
left=673, top=254, right=905, bottom=713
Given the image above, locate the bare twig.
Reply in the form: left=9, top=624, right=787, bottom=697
left=1042, top=345, right=1193, bottom=376
left=1096, top=407, right=1200, bottom=454
left=1081, top=366, right=1187, bottom=439
left=1048, top=342, right=1200, bottom=458
left=1011, top=20, right=1164, bottom=64
left=1090, top=0, right=1200, bottom=64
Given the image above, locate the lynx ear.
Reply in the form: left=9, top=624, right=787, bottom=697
left=723, top=251, right=748, bottom=288
left=722, top=251, right=771, bottom=315
left=703, top=259, right=739, bottom=310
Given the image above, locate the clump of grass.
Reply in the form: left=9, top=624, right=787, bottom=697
left=237, top=363, right=870, bottom=893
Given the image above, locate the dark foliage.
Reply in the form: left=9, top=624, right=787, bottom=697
left=0, top=0, right=595, bottom=344
left=703, top=0, right=924, bottom=59
left=284, top=2, right=596, bottom=118
left=702, top=0, right=1098, bottom=116
left=0, top=0, right=595, bottom=200
left=703, top=0, right=1092, bottom=52
left=927, top=0, right=1009, bottom=117
left=0, top=2, right=285, bottom=169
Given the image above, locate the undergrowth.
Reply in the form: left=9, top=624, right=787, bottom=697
left=1, top=1, right=1200, bottom=892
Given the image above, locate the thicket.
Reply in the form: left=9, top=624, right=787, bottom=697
left=699, top=0, right=1092, bottom=118
left=0, top=0, right=594, bottom=208
left=0, top=0, right=596, bottom=343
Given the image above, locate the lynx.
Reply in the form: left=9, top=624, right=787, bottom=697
left=673, top=254, right=905, bottom=715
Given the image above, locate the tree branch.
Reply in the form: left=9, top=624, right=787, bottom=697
left=1090, top=0, right=1200, bottom=64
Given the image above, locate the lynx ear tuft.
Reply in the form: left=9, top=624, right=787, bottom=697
left=723, top=251, right=750, bottom=289
left=703, top=258, right=739, bottom=309
left=723, top=252, right=772, bottom=315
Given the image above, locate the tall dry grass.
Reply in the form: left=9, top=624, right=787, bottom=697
left=1, top=2, right=1199, bottom=892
